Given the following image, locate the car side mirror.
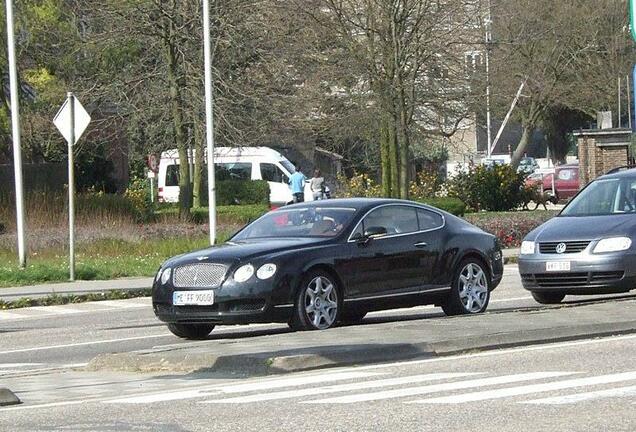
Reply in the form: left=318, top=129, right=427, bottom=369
left=364, top=226, right=387, bottom=239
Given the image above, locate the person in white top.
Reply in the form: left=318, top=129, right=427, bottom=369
left=310, top=169, right=326, bottom=200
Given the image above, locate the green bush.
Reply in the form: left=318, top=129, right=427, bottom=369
left=214, top=180, right=270, bottom=206
left=446, top=164, right=526, bottom=212
left=416, top=197, right=467, bottom=216
left=190, top=204, right=269, bottom=225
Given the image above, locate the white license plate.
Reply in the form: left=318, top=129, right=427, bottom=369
left=546, top=261, right=571, bottom=272
left=173, top=290, right=215, bottom=306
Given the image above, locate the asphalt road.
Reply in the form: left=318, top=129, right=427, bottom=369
left=2, top=264, right=636, bottom=431
left=0, top=264, right=634, bottom=373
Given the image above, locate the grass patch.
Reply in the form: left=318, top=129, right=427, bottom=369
left=0, top=232, right=233, bottom=288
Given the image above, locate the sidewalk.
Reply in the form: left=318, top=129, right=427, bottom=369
left=0, top=277, right=153, bottom=302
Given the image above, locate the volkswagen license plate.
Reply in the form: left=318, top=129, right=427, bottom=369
left=173, top=290, right=215, bottom=306
left=546, top=261, right=570, bottom=272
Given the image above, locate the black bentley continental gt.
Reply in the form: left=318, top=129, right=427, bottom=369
left=152, top=198, right=503, bottom=339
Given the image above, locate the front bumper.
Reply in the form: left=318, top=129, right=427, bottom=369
left=152, top=275, right=295, bottom=325
left=518, top=252, right=636, bottom=294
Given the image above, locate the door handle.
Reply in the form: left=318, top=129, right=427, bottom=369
left=414, top=242, right=428, bottom=248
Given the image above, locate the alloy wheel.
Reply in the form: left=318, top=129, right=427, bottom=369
left=304, top=276, right=338, bottom=329
left=458, top=263, right=488, bottom=313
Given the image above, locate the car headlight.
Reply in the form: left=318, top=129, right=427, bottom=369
left=234, top=264, right=255, bottom=283
left=256, top=263, right=277, bottom=280
left=520, top=241, right=536, bottom=255
left=155, top=268, right=163, bottom=284
left=593, top=237, right=632, bottom=254
left=160, top=267, right=172, bottom=285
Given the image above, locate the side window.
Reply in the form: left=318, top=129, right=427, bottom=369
left=166, top=165, right=179, bottom=186
left=215, top=163, right=252, bottom=181
left=362, top=206, right=418, bottom=236
left=417, top=209, right=443, bottom=231
left=260, top=163, right=287, bottom=183
left=558, top=169, right=573, bottom=181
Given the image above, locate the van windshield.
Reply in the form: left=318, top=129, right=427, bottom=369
left=280, top=159, right=295, bottom=175
left=164, top=162, right=252, bottom=186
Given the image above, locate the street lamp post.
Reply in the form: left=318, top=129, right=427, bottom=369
left=5, top=0, right=26, bottom=268
left=203, top=0, right=216, bottom=246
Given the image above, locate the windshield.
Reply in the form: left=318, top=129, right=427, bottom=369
left=561, top=177, right=636, bottom=217
left=280, top=159, right=295, bottom=175
left=232, top=207, right=357, bottom=240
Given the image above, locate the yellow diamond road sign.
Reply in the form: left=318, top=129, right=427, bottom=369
left=53, top=97, right=91, bottom=145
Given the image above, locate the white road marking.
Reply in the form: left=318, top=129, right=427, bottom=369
left=0, top=310, right=29, bottom=320
left=106, top=371, right=383, bottom=404
left=29, top=305, right=84, bottom=314
left=411, top=371, right=636, bottom=404
left=304, top=372, right=574, bottom=404
left=92, top=300, right=148, bottom=309
left=203, top=373, right=478, bottom=404
left=524, top=385, right=636, bottom=405
left=0, top=363, right=42, bottom=369
left=0, top=334, right=171, bottom=355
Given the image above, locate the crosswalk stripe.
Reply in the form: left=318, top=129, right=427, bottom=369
left=410, top=371, right=636, bottom=404
left=105, top=371, right=383, bottom=404
left=203, top=373, right=479, bottom=404
left=304, top=372, right=574, bottom=404
left=523, top=385, right=636, bottom=405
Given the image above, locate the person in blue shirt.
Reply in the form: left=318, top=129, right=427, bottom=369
left=288, top=165, right=307, bottom=203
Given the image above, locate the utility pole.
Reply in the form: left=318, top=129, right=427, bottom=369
left=203, top=0, right=216, bottom=246
left=67, top=93, right=76, bottom=281
left=485, top=0, right=493, bottom=158
left=5, top=0, right=26, bottom=268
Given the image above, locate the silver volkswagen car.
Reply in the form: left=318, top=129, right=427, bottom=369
left=519, top=169, right=636, bottom=304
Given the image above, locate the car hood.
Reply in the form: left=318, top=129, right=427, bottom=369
left=527, top=214, right=636, bottom=242
left=164, top=237, right=328, bottom=268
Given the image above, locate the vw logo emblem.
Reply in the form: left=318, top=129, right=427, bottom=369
left=555, top=243, right=567, bottom=254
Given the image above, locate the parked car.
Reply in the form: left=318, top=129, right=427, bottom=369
left=518, top=168, right=636, bottom=304
left=152, top=198, right=504, bottom=339
left=517, top=157, right=539, bottom=175
left=525, top=164, right=579, bottom=203
left=157, top=146, right=312, bottom=207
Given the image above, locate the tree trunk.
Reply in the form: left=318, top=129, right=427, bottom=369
left=164, top=14, right=191, bottom=219
left=397, top=88, right=409, bottom=199
left=380, top=119, right=391, bottom=197
left=511, top=124, right=534, bottom=168
left=192, top=116, right=204, bottom=208
left=388, top=114, right=400, bottom=198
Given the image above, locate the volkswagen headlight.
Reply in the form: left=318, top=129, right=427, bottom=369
left=520, top=241, right=536, bottom=255
left=234, top=264, right=255, bottom=283
left=256, top=263, right=277, bottom=280
left=593, top=237, right=632, bottom=254
left=160, top=267, right=172, bottom=285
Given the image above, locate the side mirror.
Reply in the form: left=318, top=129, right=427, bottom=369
left=364, top=226, right=387, bottom=239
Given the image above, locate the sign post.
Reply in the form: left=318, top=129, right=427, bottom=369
left=53, top=93, right=91, bottom=281
left=631, top=0, right=636, bottom=43
left=203, top=0, right=217, bottom=245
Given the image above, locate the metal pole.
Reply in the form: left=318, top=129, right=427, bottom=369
left=627, top=74, right=632, bottom=130
left=5, top=0, right=26, bottom=268
left=618, top=77, right=622, bottom=128
left=203, top=0, right=216, bottom=245
left=67, top=92, right=75, bottom=281
left=485, top=0, right=493, bottom=157
left=490, top=81, right=526, bottom=156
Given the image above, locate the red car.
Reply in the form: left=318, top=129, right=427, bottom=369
left=525, top=164, right=579, bottom=203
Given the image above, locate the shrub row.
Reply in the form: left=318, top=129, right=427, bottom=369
left=215, top=180, right=270, bottom=206
left=465, top=211, right=559, bottom=248
left=416, top=197, right=466, bottom=216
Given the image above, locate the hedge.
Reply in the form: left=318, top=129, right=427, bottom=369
left=415, top=197, right=467, bottom=216
left=214, top=180, right=270, bottom=206
left=191, top=204, right=269, bottom=225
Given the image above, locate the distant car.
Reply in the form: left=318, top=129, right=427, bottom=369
left=519, top=168, right=636, bottom=304
left=152, top=198, right=503, bottom=339
left=525, top=164, right=579, bottom=203
left=517, top=157, right=539, bottom=175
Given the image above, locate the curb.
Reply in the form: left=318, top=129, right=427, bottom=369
left=85, top=321, right=636, bottom=376
left=0, top=388, right=21, bottom=406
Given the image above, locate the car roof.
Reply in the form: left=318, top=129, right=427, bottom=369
left=279, top=198, right=432, bottom=212
left=599, top=167, right=636, bottom=180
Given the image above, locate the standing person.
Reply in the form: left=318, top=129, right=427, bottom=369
left=288, top=164, right=307, bottom=203
left=310, top=169, right=325, bottom=200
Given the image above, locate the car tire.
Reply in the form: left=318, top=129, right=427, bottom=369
left=442, top=258, right=490, bottom=316
left=531, top=291, right=565, bottom=304
left=289, top=270, right=341, bottom=331
left=340, top=309, right=367, bottom=324
left=167, top=323, right=215, bottom=340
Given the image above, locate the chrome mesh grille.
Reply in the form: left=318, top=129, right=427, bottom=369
left=173, top=263, right=227, bottom=288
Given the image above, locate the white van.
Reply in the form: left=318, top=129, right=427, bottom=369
left=157, top=146, right=313, bottom=207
